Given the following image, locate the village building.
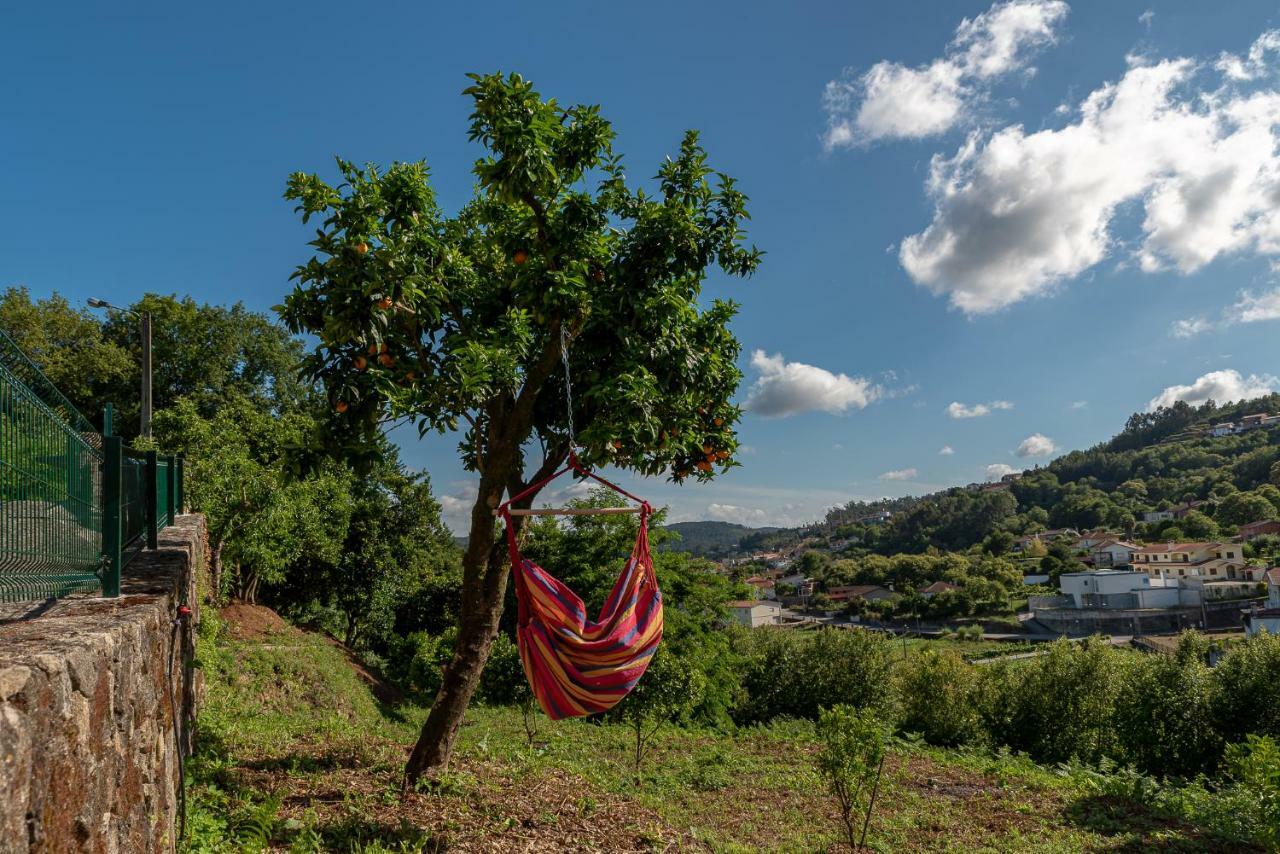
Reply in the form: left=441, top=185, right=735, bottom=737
left=726, top=600, right=782, bottom=628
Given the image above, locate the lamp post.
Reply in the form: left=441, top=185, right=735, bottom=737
left=88, top=298, right=152, bottom=438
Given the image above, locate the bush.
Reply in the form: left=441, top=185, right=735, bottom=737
left=1213, top=631, right=1280, bottom=744
left=1224, top=734, right=1280, bottom=849
left=1114, top=638, right=1222, bottom=778
left=815, top=705, right=888, bottom=851
left=733, top=628, right=895, bottom=724
left=978, top=639, right=1128, bottom=765
left=896, top=649, right=983, bottom=747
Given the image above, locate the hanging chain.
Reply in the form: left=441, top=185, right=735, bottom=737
left=559, top=323, right=576, bottom=450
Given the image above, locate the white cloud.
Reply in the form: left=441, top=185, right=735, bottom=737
left=439, top=480, right=479, bottom=534
left=985, top=463, right=1019, bottom=479
left=824, top=0, right=1068, bottom=146
left=939, top=445, right=956, bottom=455
left=1070, top=400, right=1088, bottom=409
left=1139, top=9, right=1154, bottom=29
left=948, top=401, right=990, bottom=418
left=1226, top=287, right=1280, bottom=323
left=1015, top=432, right=1057, bottom=457
left=1147, top=369, right=1279, bottom=410
left=879, top=468, right=919, bottom=481
left=901, top=31, right=1280, bottom=313
left=947, top=399, right=1013, bottom=418
left=1216, top=30, right=1280, bottom=81
left=706, top=503, right=770, bottom=525
left=1171, top=316, right=1214, bottom=338
left=743, top=350, right=882, bottom=417
left=1172, top=286, right=1280, bottom=336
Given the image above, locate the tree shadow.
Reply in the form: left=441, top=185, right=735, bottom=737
left=309, top=816, right=447, bottom=853
left=1064, top=794, right=1262, bottom=853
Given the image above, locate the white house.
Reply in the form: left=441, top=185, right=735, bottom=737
left=727, top=600, right=782, bottom=628
left=1245, top=568, right=1280, bottom=637
left=1058, top=570, right=1154, bottom=609
left=1090, top=540, right=1138, bottom=568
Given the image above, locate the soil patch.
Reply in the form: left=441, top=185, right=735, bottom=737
left=220, top=602, right=297, bottom=641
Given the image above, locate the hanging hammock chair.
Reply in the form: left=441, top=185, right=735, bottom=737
left=497, top=453, right=663, bottom=720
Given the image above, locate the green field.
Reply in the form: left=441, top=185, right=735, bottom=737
left=183, top=608, right=1264, bottom=852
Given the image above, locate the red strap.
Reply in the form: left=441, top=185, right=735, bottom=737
left=497, top=450, right=651, bottom=516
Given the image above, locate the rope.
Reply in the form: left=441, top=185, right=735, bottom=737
left=559, top=323, right=575, bottom=449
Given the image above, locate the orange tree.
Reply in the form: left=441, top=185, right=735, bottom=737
left=279, top=72, right=760, bottom=783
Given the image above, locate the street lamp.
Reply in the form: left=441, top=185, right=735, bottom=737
left=88, top=298, right=152, bottom=438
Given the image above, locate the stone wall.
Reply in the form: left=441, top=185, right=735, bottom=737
left=0, top=515, right=206, bottom=853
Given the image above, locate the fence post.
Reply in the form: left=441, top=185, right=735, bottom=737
left=102, top=436, right=122, bottom=598
left=176, top=456, right=185, bottom=514
left=103, top=403, right=114, bottom=438
left=165, top=454, right=177, bottom=526
left=145, top=450, right=159, bottom=549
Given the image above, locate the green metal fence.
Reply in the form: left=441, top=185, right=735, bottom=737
left=0, top=357, right=103, bottom=601
left=0, top=328, right=185, bottom=603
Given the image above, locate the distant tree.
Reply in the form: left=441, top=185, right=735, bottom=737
left=153, top=395, right=352, bottom=601
left=0, top=287, right=132, bottom=423
left=1218, top=492, right=1278, bottom=527
left=1179, top=510, right=1219, bottom=541
left=982, top=530, right=1015, bottom=556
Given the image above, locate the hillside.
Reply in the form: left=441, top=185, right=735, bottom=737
left=185, top=604, right=1261, bottom=852
left=749, top=395, right=1280, bottom=558
left=660, top=520, right=778, bottom=556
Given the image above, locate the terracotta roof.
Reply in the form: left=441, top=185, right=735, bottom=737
left=727, top=600, right=775, bottom=609
left=1133, top=542, right=1218, bottom=554
left=830, top=584, right=890, bottom=597
left=919, top=581, right=959, bottom=594
left=1267, top=568, right=1280, bottom=586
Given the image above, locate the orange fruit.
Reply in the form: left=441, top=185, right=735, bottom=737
left=713, top=417, right=724, bottom=426
left=377, top=297, right=393, bottom=310
left=696, top=460, right=712, bottom=473
left=367, top=344, right=378, bottom=356
left=355, top=242, right=369, bottom=254
left=380, top=343, right=389, bottom=355
left=612, top=439, right=623, bottom=450
left=404, top=371, right=416, bottom=381
left=513, top=249, right=529, bottom=265
left=354, top=355, right=368, bottom=372
left=702, top=443, right=713, bottom=455
left=335, top=400, right=349, bottom=413
left=378, top=353, right=394, bottom=368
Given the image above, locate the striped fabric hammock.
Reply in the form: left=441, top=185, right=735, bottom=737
left=498, top=455, right=663, bottom=720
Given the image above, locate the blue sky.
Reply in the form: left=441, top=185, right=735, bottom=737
left=5, top=1, right=1280, bottom=531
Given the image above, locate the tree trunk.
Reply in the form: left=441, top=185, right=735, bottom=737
left=403, top=440, right=524, bottom=785
left=210, top=536, right=226, bottom=599
left=404, top=471, right=511, bottom=787
left=402, top=431, right=566, bottom=788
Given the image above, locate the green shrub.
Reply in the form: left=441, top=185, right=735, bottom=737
left=815, top=705, right=888, bottom=851
left=1114, top=641, right=1222, bottom=778
left=896, top=649, right=983, bottom=747
left=1213, top=631, right=1280, bottom=744
left=733, top=628, right=895, bottom=724
left=978, top=639, right=1128, bottom=765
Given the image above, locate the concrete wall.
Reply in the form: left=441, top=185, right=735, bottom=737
left=1034, top=597, right=1255, bottom=636
left=0, top=515, right=205, bottom=853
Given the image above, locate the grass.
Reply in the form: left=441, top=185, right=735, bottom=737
left=183, top=607, right=1262, bottom=852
